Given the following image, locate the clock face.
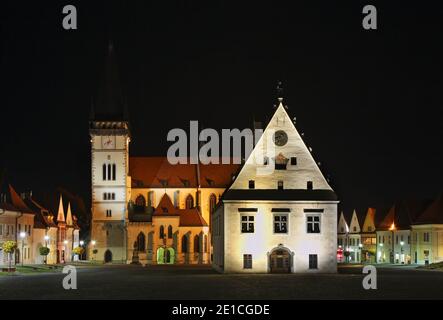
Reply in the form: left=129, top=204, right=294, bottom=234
left=102, top=136, right=115, bottom=149
left=273, top=130, right=288, bottom=146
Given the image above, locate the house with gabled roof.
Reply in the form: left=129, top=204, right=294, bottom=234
left=360, top=207, right=377, bottom=263
left=411, top=194, right=443, bottom=265
left=212, top=89, right=339, bottom=273
left=1, top=180, right=81, bottom=266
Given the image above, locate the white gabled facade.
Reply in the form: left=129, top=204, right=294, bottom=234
left=213, top=94, right=339, bottom=273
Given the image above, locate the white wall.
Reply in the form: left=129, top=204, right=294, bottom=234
left=223, top=201, right=337, bottom=273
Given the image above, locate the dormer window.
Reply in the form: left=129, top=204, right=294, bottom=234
left=249, top=180, right=255, bottom=189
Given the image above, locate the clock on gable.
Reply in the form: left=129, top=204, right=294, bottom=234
left=273, top=130, right=288, bottom=146
left=102, top=136, right=115, bottom=149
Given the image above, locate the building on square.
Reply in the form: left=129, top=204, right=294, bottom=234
left=0, top=183, right=80, bottom=265
left=89, top=43, right=239, bottom=264
left=410, top=194, right=443, bottom=265
left=212, top=93, right=339, bottom=273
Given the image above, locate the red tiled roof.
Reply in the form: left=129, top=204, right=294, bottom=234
left=8, top=185, right=34, bottom=214
left=152, top=194, right=208, bottom=227
left=129, top=157, right=240, bottom=188
left=179, top=208, right=208, bottom=227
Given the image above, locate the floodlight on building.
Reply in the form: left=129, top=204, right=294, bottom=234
left=400, top=241, right=404, bottom=246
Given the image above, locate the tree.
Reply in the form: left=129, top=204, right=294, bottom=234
left=39, top=247, right=50, bottom=264
left=72, top=247, right=84, bottom=256
left=2, top=241, right=17, bottom=271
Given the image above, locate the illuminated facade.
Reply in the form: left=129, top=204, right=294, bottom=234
left=213, top=95, right=339, bottom=273
left=410, top=194, right=443, bottom=264
left=89, top=44, right=239, bottom=264
left=337, top=210, right=363, bottom=263
left=0, top=184, right=79, bottom=266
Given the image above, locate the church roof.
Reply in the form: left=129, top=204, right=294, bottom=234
left=152, top=194, right=208, bottom=227
left=130, top=157, right=240, bottom=188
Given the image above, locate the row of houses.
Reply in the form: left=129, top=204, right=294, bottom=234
left=338, top=194, right=443, bottom=265
left=0, top=183, right=80, bottom=266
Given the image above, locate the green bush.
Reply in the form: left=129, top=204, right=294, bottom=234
left=39, top=247, right=50, bottom=256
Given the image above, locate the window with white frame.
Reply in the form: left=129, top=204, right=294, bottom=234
left=274, top=214, right=288, bottom=234
left=241, top=215, right=255, bottom=233
left=306, top=215, right=321, bottom=233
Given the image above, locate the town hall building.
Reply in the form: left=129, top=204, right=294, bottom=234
left=212, top=95, right=339, bottom=273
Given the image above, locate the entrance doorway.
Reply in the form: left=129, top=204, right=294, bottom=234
left=104, top=250, right=113, bottom=263
left=156, top=247, right=175, bottom=264
left=269, top=248, right=291, bottom=273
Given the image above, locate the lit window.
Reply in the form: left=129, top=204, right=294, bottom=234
left=241, top=215, right=254, bottom=233
left=306, top=215, right=321, bottom=233
left=274, top=214, right=288, bottom=234
left=185, top=195, right=194, bottom=209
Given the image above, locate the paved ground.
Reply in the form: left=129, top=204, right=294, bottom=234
left=0, top=264, right=442, bottom=300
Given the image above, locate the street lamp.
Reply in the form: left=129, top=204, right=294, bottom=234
left=91, top=240, right=96, bottom=261
left=79, top=240, right=85, bottom=260
left=20, top=231, right=26, bottom=267
left=63, top=240, right=68, bottom=263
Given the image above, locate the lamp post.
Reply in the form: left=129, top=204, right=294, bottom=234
left=91, top=240, right=96, bottom=261
left=44, top=235, right=50, bottom=264
left=63, top=240, right=68, bottom=263
left=20, top=231, right=26, bottom=267
left=80, top=240, right=84, bottom=260
left=379, top=243, right=384, bottom=263
left=400, top=241, right=405, bottom=264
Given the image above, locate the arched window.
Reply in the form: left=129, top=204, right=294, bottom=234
left=168, top=225, right=173, bottom=239
left=194, top=235, right=200, bottom=253
left=112, top=164, right=116, bottom=181
left=181, top=235, right=188, bottom=253
left=135, top=195, right=146, bottom=207
left=103, top=193, right=107, bottom=200
left=136, top=232, right=146, bottom=252
left=111, top=193, right=115, bottom=200
left=185, top=194, right=194, bottom=209
left=107, top=164, right=112, bottom=181
left=159, top=226, right=165, bottom=239
left=102, top=164, right=107, bottom=180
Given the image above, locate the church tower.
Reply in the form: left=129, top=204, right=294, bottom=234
left=89, top=42, right=130, bottom=263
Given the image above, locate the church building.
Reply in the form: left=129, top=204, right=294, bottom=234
left=89, top=44, right=239, bottom=264
left=212, top=93, right=339, bottom=273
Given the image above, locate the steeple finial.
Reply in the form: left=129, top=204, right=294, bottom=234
left=276, top=81, right=284, bottom=102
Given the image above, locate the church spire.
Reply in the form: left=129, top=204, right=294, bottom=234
left=93, top=40, right=126, bottom=121
left=57, top=195, right=65, bottom=223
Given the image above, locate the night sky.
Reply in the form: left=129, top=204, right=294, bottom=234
left=1, top=1, right=442, bottom=213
